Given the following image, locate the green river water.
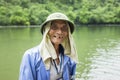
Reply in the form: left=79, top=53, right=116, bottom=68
left=0, top=26, right=120, bottom=80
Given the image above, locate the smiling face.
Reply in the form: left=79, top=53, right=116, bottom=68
left=48, top=20, right=68, bottom=45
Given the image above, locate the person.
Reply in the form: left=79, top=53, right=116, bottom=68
left=19, top=12, right=78, bottom=80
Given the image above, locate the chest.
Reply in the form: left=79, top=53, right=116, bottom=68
left=35, top=57, right=71, bottom=80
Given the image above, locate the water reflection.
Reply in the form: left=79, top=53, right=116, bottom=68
left=76, top=42, right=120, bottom=80
left=75, top=26, right=120, bottom=80
left=88, top=42, right=120, bottom=80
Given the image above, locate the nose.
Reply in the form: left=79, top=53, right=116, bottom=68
left=57, top=28, right=62, bottom=34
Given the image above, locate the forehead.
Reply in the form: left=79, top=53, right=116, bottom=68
left=51, top=20, right=67, bottom=24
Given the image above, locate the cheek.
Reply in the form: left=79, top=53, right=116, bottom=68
left=64, top=32, right=68, bottom=38
left=48, top=30, right=53, bottom=36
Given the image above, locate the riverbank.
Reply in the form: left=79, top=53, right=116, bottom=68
left=0, top=24, right=120, bottom=28
left=77, top=24, right=120, bottom=27
left=0, top=25, right=41, bottom=28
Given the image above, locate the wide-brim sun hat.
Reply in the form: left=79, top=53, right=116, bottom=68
left=40, top=12, right=75, bottom=34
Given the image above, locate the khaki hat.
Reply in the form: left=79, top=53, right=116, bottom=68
left=40, top=12, right=75, bottom=34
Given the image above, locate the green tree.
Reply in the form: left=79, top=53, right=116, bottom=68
left=0, top=6, right=10, bottom=25
left=10, top=6, right=30, bottom=25
left=1, top=0, right=120, bottom=25
left=29, top=4, right=50, bottom=25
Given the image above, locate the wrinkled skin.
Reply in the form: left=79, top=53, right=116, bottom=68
left=48, top=20, right=68, bottom=46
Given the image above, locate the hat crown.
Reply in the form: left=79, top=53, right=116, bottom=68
left=41, top=12, right=75, bottom=34
left=46, top=12, right=69, bottom=21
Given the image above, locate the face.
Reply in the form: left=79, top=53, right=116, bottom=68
left=48, top=20, right=68, bottom=45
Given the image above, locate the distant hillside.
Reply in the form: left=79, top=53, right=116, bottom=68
left=0, top=0, right=120, bottom=25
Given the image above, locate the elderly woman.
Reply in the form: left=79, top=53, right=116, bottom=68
left=19, top=12, right=78, bottom=80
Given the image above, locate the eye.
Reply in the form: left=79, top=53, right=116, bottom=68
left=50, top=24, right=58, bottom=30
left=61, top=25, right=68, bottom=32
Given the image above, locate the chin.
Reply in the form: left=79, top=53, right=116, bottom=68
left=52, top=41, right=62, bottom=45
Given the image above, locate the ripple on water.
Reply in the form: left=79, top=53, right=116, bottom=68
left=87, top=43, right=120, bottom=80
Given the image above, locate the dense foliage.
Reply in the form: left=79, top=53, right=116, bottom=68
left=0, top=0, right=120, bottom=25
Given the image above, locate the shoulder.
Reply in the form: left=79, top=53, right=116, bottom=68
left=24, top=45, right=40, bottom=57
left=22, top=45, right=41, bottom=64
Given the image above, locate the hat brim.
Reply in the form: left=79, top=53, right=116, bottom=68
left=40, top=19, right=75, bottom=34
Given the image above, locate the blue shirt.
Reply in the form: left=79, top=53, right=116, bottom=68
left=19, top=45, right=76, bottom=80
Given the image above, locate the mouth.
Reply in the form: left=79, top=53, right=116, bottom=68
left=51, top=35, right=65, bottom=44
left=53, top=35, right=63, bottom=39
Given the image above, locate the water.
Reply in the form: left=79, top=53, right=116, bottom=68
left=0, top=26, right=120, bottom=80
left=74, top=26, right=120, bottom=80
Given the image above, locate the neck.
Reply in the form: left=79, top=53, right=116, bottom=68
left=54, top=44, right=59, bottom=57
left=53, top=43, right=60, bottom=64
